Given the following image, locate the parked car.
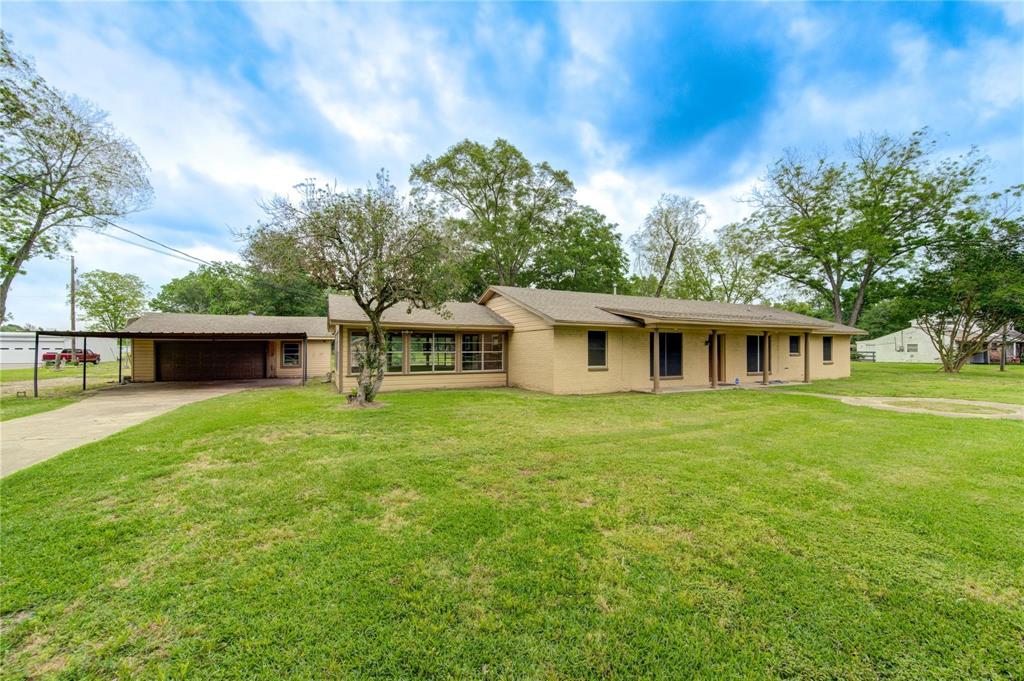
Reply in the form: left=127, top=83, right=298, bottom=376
left=41, top=348, right=101, bottom=364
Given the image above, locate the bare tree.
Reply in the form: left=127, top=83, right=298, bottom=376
left=255, top=172, right=458, bottom=404
left=0, top=32, right=152, bottom=323
left=629, top=194, right=708, bottom=297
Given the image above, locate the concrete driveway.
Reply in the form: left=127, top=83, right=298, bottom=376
left=1, top=380, right=298, bottom=478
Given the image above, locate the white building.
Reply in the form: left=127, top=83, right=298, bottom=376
left=0, top=332, right=122, bottom=368
left=855, top=325, right=941, bottom=363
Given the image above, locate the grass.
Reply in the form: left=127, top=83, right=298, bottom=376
left=0, top=361, right=120, bottom=384
left=783, top=361, right=1024, bottom=404
left=0, top=363, right=122, bottom=422
left=2, top=368, right=1023, bottom=678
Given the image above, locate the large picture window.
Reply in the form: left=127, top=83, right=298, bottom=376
left=462, top=333, right=504, bottom=371
left=349, top=331, right=403, bottom=373
left=587, top=331, right=607, bottom=368
left=282, top=342, right=301, bottom=367
left=649, top=332, right=682, bottom=377
left=746, top=335, right=772, bottom=373
left=410, top=333, right=455, bottom=372
left=823, top=335, right=833, bottom=362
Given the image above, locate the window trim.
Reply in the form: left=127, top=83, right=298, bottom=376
left=587, top=330, right=607, bottom=369
left=347, top=328, right=506, bottom=376
left=281, top=341, right=302, bottom=368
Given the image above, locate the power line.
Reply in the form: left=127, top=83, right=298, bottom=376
left=4, top=173, right=323, bottom=302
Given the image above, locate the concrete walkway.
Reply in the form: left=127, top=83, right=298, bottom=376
left=1, top=380, right=298, bottom=478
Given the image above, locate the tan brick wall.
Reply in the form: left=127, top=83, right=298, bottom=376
left=808, top=334, right=850, bottom=380
left=270, top=339, right=331, bottom=379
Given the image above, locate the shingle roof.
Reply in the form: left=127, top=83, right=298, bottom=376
left=124, top=313, right=331, bottom=338
left=480, top=286, right=867, bottom=335
left=328, top=294, right=512, bottom=328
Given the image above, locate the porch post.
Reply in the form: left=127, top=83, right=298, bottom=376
left=33, top=331, right=39, bottom=398
left=302, top=338, right=308, bottom=386
left=803, top=331, right=811, bottom=383
left=710, top=329, right=717, bottom=388
left=652, top=329, right=661, bottom=394
left=761, top=331, right=769, bottom=385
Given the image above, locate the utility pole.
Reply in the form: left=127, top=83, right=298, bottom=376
left=70, top=256, right=77, bottom=354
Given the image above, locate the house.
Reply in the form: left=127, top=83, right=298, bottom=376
left=330, top=286, right=865, bottom=394
left=857, top=323, right=1023, bottom=365
left=855, top=325, right=942, bottom=363
left=124, top=313, right=332, bottom=382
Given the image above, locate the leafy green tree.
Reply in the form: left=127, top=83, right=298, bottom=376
left=749, top=129, right=982, bottom=327
left=75, top=269, right=148, bottom=332
left=528, top=206, right=627, bottom=293
left=901, top=187, right=1024, bottom=373
left=853, top=297, right=914, bottom=340
left=0, top=32, right=152, bottom=323
left=671, top=223, right=774, bottom=304
left=150, top=262, right=252, bottom=315
left=258, top=172, right=458, bottom=404
left=628, top=194, right=707, bottom=297
left=410, top=138, right=573, bottom=291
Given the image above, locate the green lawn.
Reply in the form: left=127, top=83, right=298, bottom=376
left=0, top=361, right=120, bottom=384
left=0, top=363, right=122, bottom=422
left=784, top=361, right=1024, bottom=404
left=2, top=375, right=1023, bottom=677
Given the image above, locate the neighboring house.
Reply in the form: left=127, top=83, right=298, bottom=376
left=123, top=313, right=332, bottom=382
left=330, top=286, right=865, bottom=395
left=0, top=332, right=120, bottom=368
left=855, top=325, right=942, bottom=363
left=857, top=324, right=1023, bottom=365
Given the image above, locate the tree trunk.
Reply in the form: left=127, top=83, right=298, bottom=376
left=654, top=242, right=678, bottom=298
left=355, top=314, right=387, bottom=405
left=1, top=209, right=49, bottom=323
left=847, top=262, right=876, bottom=328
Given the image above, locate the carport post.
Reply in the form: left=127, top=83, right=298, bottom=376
left=82, top=337, right=87, bottom=391
left=302, top=338, right=308, bottom=385
left=33, top=331, right=39, bottom=398
left=118, top=338, right=123, bottom=384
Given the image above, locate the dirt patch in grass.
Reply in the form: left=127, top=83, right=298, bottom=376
left=363, top=488, right=422, bottom=532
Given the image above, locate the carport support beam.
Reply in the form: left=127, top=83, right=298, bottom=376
left=118, top=338, right=123, bottom=384
left=82, top=337, right=88, bottom=391
left=33, top=331, right=39, bottom=398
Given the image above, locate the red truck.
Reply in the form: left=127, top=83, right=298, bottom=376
left=41, top=348, right=101, bottom=364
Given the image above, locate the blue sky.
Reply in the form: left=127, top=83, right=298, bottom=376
left=4, top=1, right=1022, bottom=328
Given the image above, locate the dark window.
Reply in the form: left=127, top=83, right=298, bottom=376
left=747, top=335, right=772, bottom=373
left=462, top=333, right=504, bottom=371
left=906, top=343, right=918, bottom=353
left=649, top=332, right=683, bottom=377
left=789, top=335, right=800, bottom=355
left=385, top=333, right=404, bottom=373
left=823, top=336, right=833, bottom=362
left=587, top=331, right=607, bottom=368
left=282, top=342, right=301, bottom=367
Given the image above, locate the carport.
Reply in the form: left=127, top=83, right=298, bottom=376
left=28, top=328, right=310, bottom=398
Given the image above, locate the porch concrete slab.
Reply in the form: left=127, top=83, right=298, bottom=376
left=1, top=380, right=299, bottom=478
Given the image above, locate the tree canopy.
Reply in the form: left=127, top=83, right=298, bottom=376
left=748, top=129, right=983, bottom=327
left=0, top=31, right=152, bottom=323
left=75, top=269, right=149, bottom=332
left=527, top=206, right=628, bottom=294
left=628, top=195, right=708, bottom=298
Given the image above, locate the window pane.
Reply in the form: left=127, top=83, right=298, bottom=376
left=483, top=334, right=503, bottom=352
left=463, top=354, right=482, bottom=371
left=409, top=333, right=432, bottom=372
left=823, top=336, right=833, bottom=361
left=386, top=332, right=403, bottom=373
left=789, top=335, right=800, bottom=354
left=746, top=335, right=760, bottom=372
left=462, top=334, right=481, bottom=352
left=350, top=332, right=367, bottom=373
left=484, top=352, right=503, bottom=371
left=434, top=333, right=455, bottom=371
left=283, top=342, right=301, bottom=367
left=588, top=331, right=606, bottom=367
